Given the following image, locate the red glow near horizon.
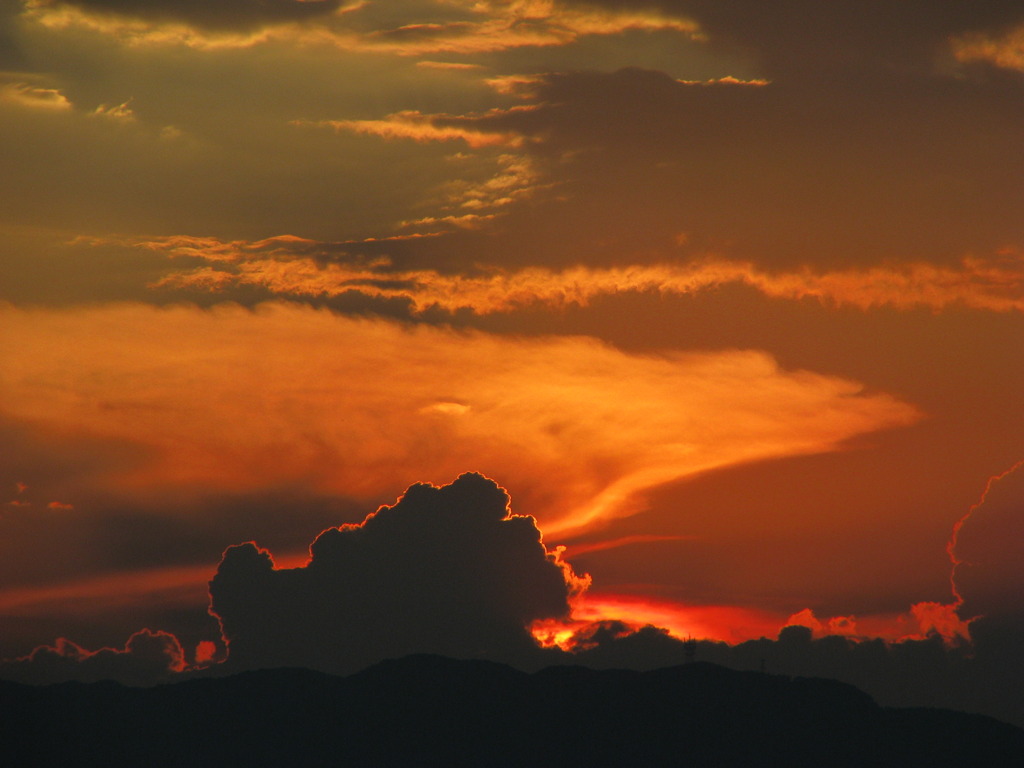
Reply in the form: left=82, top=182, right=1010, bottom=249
left=532, top=592, right=973, bottom=650
left=532, top=592, right=790, bottom=648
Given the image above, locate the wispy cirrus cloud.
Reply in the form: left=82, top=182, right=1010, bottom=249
left=144, top=234, right=1024, bottom=316
left=20, top=0, right=700, bottom=53
left=294, top=106, right=535, bottom=148
left=359, top=1, right=700, bottom=56
left=22, top=0, right=356, bottom=47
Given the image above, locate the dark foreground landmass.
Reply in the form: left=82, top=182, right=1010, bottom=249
left=2, top=656, right=1022, bottom=767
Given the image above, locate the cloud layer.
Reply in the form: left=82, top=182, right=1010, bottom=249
left=27, top=0, right=346, bottom=33
left=145, top=235, right=1024, bottom=316
left=0, top=302, right=919, bottom=535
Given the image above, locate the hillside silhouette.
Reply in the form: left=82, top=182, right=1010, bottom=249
left=2, top=655, right=1022, bottom=767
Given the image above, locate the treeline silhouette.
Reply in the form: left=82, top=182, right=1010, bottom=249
left=2, top=655, right=1022, bottom=767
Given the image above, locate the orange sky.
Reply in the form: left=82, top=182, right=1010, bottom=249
left=2, top=0, right=1024, bottom=673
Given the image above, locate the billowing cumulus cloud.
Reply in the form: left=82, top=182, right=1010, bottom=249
left=0, top=302, right=918, bottom=535
left=210, top=472, right=584, bottom=673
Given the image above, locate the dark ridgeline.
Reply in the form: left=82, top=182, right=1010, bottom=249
left=2, top=656, right=1022, bottom=767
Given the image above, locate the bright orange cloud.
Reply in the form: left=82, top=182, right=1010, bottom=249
left=536, top=593, right=971, bottom=649
left=485, top=74, right=545, bottom=95
left=136, top=233, right=326, bottom=263
left=783, top=604, right=970, bottom=644
left=148, top=238, right=1024, bottom=316
left=907, top=602, right=970, bottom=642
left=532, top=592, right=787, bottom=646
left=0, top=82, right=72, bottom=111
left=22, top=0, right=699, bottom=54
left=348, top=1, right=701, bottom=57
left=436, top=153, right=546, bottom=213
left=0, top=302, right=917, bottom=535
left=675, top=76, right=771, bottom=86
left=294, top=107, right=533, bottom=148
left=953, top=25, right=1024, bottom=72
left=22, top=0, right=280, bottom=48
left=415, top=61, right=484, bottom=70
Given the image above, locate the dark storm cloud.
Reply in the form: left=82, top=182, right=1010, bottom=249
left=577, top=0, right=1024, bottom=77
left=209, top=473, right=584, bottom=674
left=436, top=64, right=1024, bottom=267
left=32, top=0, right=345, bottom=32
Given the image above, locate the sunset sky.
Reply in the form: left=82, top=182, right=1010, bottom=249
left=2, top=0, right=1024, bottom=678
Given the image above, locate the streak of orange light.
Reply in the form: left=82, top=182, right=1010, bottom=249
left=0, top=551, right=310, bottom=616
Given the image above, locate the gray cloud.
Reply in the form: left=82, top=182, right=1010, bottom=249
left=577, top=1, right=1024, bottom=77
left=437, top=65, right=1024, bottom=268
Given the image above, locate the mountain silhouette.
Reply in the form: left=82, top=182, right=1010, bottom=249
left=2, top=655, right=1022, bottom=767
